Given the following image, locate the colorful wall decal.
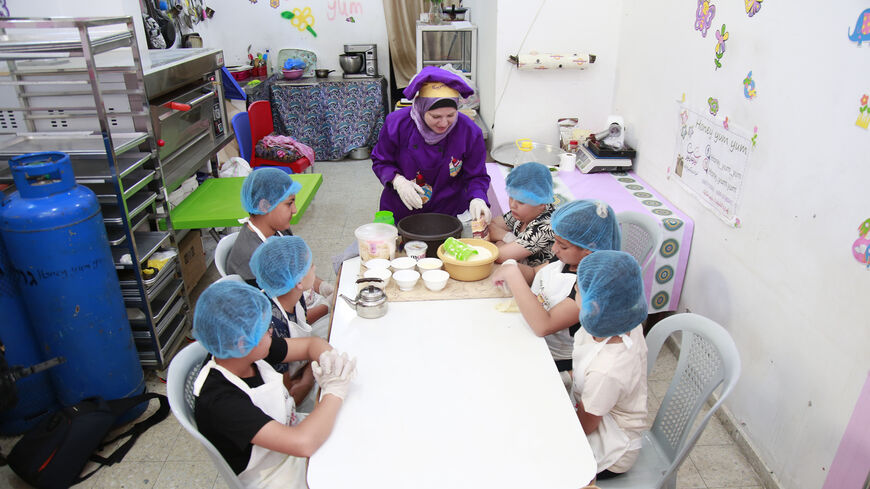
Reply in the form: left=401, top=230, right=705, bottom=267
left=695, top=0, right=716, bottom=37
left=0, top=0, right=8, bottom=17
left=848, top=8, right=870, bottom=46
left=327, top=0, right=363, bottom=21
left=853, top=219, right=870, bottom=267
left=857, top=94, right=869, bottom=129
left=283, top=7, right=318, bottom=37
left=751, top=126, right=758, bottom=146
left=745, top=0, right=762, bottom=17
left=714, top=24, right=729, bottom=69
left=346, top=17, right=355, bottom=23
left=270, top=0, right=279, bottom=8
left=707, top=97, right=719, bottom=116
left=743, top=71, right=758, bottom=100
left=723, top=116, right=729, bottom=129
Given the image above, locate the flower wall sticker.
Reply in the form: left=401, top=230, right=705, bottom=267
left=707, top=97, right=719, bottom=116
left=723, top=116, right=729, bottom=129
left=282, top=7, right=318, bottom=37
left=751, top=126, right=758, bottom=147
left=695, top=0, right=716, bottom=37
left=745, top=0, right=762, bottom=17
left=743, top=71, right=758, bottom=100
left=714, top=24, right=729, bottom=69
left=857, top=94, right=869, bottom=129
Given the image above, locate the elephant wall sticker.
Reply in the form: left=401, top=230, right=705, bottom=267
left=848, top=8, right=870, bottom=46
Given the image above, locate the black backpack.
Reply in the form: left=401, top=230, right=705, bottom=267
left=6, top=392, right=169, bottom=489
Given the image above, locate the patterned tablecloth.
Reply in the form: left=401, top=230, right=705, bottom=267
left=486, top=163, right=694, bottom=313
left=249, top=75, right=388, bottom=160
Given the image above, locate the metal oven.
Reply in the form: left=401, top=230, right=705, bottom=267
left=144, top=48, right=228, bottom=192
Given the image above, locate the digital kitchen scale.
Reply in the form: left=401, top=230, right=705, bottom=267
left=575, top=144, right=633, bottom=174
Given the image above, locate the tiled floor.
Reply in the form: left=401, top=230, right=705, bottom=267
left=0, top=160, right=765, bottom=488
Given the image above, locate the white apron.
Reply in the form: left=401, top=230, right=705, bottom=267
left=269, top=296, right=313, bottom=377
left=530, top=261, right=577, bottom=361
left=572, top=335, right=643, bottom=473
left=194, top=359, right=308, bottom=489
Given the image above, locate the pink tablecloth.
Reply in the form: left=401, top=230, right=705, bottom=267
left=486, top=163, right=693, bottom=312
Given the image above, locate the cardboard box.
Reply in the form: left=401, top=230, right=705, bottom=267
left=178, top=229, right=206, bottom=295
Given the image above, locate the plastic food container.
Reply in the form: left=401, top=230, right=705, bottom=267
left=355, top=223, right=398, bottom=261
left=404, top=241, right=428, bottom=260
left=228, top=65, right=252, bottom=81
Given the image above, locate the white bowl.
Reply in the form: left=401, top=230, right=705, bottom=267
left=391, top=256, right=417, bottom=271
left=364, top=258, right=391, bottom=270
left=416, top=257, right=443, bottom=273
left=363, top=268, right=392, bottom=287
left=392, top=269, right=420, bottom=291
left=422, top=269, right=449, bottom=291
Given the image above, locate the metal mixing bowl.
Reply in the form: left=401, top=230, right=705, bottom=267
left=339, top=54, right=363, bottom=74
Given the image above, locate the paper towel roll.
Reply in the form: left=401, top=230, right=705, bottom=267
left=559, top=153, right=576, bottom=172
left=517, top=52, right=595, bottom=70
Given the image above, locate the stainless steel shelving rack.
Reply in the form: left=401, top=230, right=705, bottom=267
left=0, top=17, right=189, bottom=369
left=416, top=21, right=478, bottom=84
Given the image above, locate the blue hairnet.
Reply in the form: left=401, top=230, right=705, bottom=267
left=240, top=167, right=302, bottom=215
left=551, top=199, right=621, bottom=251
left=193, top=281, right=272, bottom=358
left=506, top=162, right=554, bottom=205
left=250, top=235, right=313, bottom=298
left=577, top=251, right=647, bottom=338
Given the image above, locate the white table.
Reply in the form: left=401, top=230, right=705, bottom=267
left=307, top=258, right=596, bottom=489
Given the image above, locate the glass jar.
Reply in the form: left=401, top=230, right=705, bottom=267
left=428, top=2, right=443, bottom=25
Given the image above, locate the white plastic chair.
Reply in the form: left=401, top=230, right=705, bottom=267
left=597, top=313, right=741, bottom=489
left=214, top=232, right=239, bottom=277
left=167, top=342, right=245, bottom=489
left=617, top=212, right=663, bottom=274
left=216, top=274, right=246, bottom=284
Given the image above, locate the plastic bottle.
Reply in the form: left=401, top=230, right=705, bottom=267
left=415, top=172, right=433, bottom=204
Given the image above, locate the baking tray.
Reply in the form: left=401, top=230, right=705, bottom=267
left=0, top=132, right=148, bottom=157
left=491, top=140, right=566, bottom=168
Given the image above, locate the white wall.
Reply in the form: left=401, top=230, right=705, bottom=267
left=612, top=1, right=870, bottom=488
left=482, top=0, right=624, bottom=149
left=461, top=0, right=497, bottom=131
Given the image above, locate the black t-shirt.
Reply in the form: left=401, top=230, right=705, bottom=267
left=194, top=339, right=289, bottom=474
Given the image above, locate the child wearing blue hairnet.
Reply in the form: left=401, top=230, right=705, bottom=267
left=250, top=235, right=323, bottom=410
left=226, top=168, right=334, bottom=326
left=192, top=280, right=356, bottom=489
left=487, top=162, right=556, bottom=267
left=571, top=250, right=648, bottom=479
left=492, top=199, right=621, bottom=391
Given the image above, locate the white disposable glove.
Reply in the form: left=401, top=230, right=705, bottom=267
left=318, top=281, right=335, bottom=297
left=312, top=350, right=357, bottom=400
left=468, top=198, right=492, bottom=224
left=392, top=174, right=425, bottom=210
left=502, top=231, right=517, bottom=244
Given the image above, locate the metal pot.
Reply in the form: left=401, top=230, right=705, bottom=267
left=340, top=284, right=387, bottom=319
left=315, top=69, right=334, bottom=78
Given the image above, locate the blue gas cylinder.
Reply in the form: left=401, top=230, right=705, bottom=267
left=0, top=152, right=145, bottom=408
left=0, top=235, right=59, bottom=434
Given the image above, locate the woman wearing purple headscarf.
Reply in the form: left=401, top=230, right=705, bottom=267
left=371, top=67, right=491, bottom=223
